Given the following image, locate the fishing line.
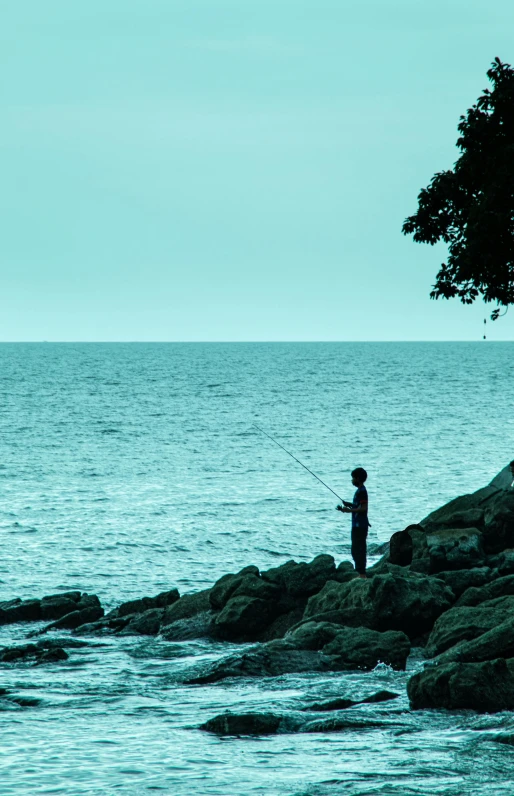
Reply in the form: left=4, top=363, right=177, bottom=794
left=252, top=423, right=344, bottom=503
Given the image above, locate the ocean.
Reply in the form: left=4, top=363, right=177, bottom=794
left=1, top=342, right=514, bottom=795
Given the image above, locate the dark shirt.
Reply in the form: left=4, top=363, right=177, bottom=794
left=352, top=485, right=369, bottom=529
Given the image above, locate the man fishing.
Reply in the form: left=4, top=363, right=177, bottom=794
left=337, top=467, right=369, bottom=578
left=252, top=425, right=370, bottom=576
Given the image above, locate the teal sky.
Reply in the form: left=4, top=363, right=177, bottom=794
left=2, top=0, right=514, bottom=341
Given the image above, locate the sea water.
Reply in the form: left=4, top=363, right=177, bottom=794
left=1, top=342, right=514, bottom=795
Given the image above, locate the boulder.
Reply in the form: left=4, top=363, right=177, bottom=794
left=420, top=463, right=514, bottom=554
left=41, top=594, right=103, bottom=631
left=209, top=566, right=260, bottom=610
left=304, top=690, right=399, bottom=712
left=457, top=574, right=514, bottom=607
left=389, top=530, right=413, bottom=566
left=425, top=595, right=514, bottom=657
left=186, top=640, right=335, bottom=684
left=40, top=593, right=83, bottom=621
left=0, top=598, right=41, bottom=623
left=284, top=620, right=410, bottom=671
left=304, top=568, right=453, bottom=639
left=120, top=608, right=164, bottom=636
left=407, top=657, right=514, bottom=712
left=261, top=555, right=337, bottom=598
left=200, top=713, right=282, bottom=736
left=435, top=616, right=514, bottom=665
left=435, top=568, right=495, bottom=598
left=108, top=589, right=179, bottom=619
left=425, top=527, right=486, bottom=572
left=0, top=641, right=68, bottom=664
left=214, top=596, right=278, bottom=641
left=0, top=592, right=98, bottom=625
left=161, top=589, right=211, bottom=626
left=187, top=621, right=410, bottom=684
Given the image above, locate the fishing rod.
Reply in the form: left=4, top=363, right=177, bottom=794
left=252, top=423, right=345, bottom=503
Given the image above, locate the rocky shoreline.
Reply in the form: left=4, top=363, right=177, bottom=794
left=2, top=462, right=514, bottom=731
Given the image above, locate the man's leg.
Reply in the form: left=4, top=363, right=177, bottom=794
left=351, top=527, right=368, bottom=575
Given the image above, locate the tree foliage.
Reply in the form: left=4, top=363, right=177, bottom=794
left=403, top=58, right=514, bottom=317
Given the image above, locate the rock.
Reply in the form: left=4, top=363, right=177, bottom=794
left=0, top=592, right=97, bottom=625
left=0, top=598, right=41, bottom=624
left=321, top=626, right=410, bottom=671
left=435, top=616, right=514, bottom=665
left=285, top=620, right=342, bottom=650
left=457, top=574, right=514, bottom=607
left=161, top=589, right=211, bottom=626
left=420, top=463, right=514, bottom=554
left=199, top=711, right=397, bottom=736
left=301, top=716, right=398, bottom=732
left=160, top=611, right=216, bottom=641
left=120, top=608, right=164, bottom=635
left=209, top=566, right=260, bottom=610
left=41, top=594, right=103, bottom=631
left=108, top=589, right=179, bottom=619
left=389, top=530, right=413, bottom=566
left=489, top=549, right=514, bottom=576
left=200, top=712, right=282, bottom=736
left=304, top=568, right=453, bottom=639
left=304, top=690, right=399, bottom=712
left=0, top=641, right=68, bottom=664
left=407, top=657, right=514, bottom=712
left=261, top=555, right=337, bottom=598
left=40, top=593, right=83, bottom=620
left=187, top=620, right=410, bottom=684
left=425, top=596, right=514, bottom=658
left=435, top=568, right=495, bottom=598
left=186, top=640, right=336, bottom=684
left=334, top=561, right=358, bottom=583
left=214, top=596, right=278, bottom=641
left=425, top=527, right=486, bottom=572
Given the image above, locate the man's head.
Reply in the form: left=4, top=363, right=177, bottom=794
left=351, top=467, right=367, bottom=486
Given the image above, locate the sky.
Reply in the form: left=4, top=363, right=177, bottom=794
left=2, top=0, right=514, bottom=341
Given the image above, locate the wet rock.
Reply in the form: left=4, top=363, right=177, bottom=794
left=199, top=711, right=397, bottom=736
left=0, top=592, right=99, bottom=625
left=436, top=616, right=514, bottom=665
left=120, top=608, right=164, bottom=635
left=186, top=640, right=335, bottom=684
left=425, top=527, right=486, bottom=572
left=334, top=561, right=358, bottom=583
left=261, top=554, right=337, bottom=598
left=187, top=620, right=409, bottom=684
left=214, top=596, right=280, bottom=641
left=0, top=598, right=41, bottom=624
left=435, top=568, right=495, bottom=598
left=161, top=589, right=211, bottom=626
left=420, top=463, right=514, bottom=554
left=285, top=620, right=342, bottom=650
left=456, top=574, right=514, bottom=607
left=389, top=530, right=413, bottom=566
left=40, top=592, right=83, bottom=621
left=489, top=549, right=514, bottom=577
left=0, top=641, right=68, bottom=665
left=321, top=626, right=410, bottom=671
left=408, top=657, right=514, bottom=712
left=425, top=596, right=514, bottom=658
left=285, top=620, right=410, bottom=671
left=108, top=589, right=179, bottom=619
left=160, top=611, right=216, bottom=641
left=209, top=566, right=260, bottom=610
left=200, top=712, right=282, bottom=736
left=41, top=594, right=103, bottom=631
left=304, top=568, right=453, bottom=639
left=304, top=690, right=399, bottom=712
